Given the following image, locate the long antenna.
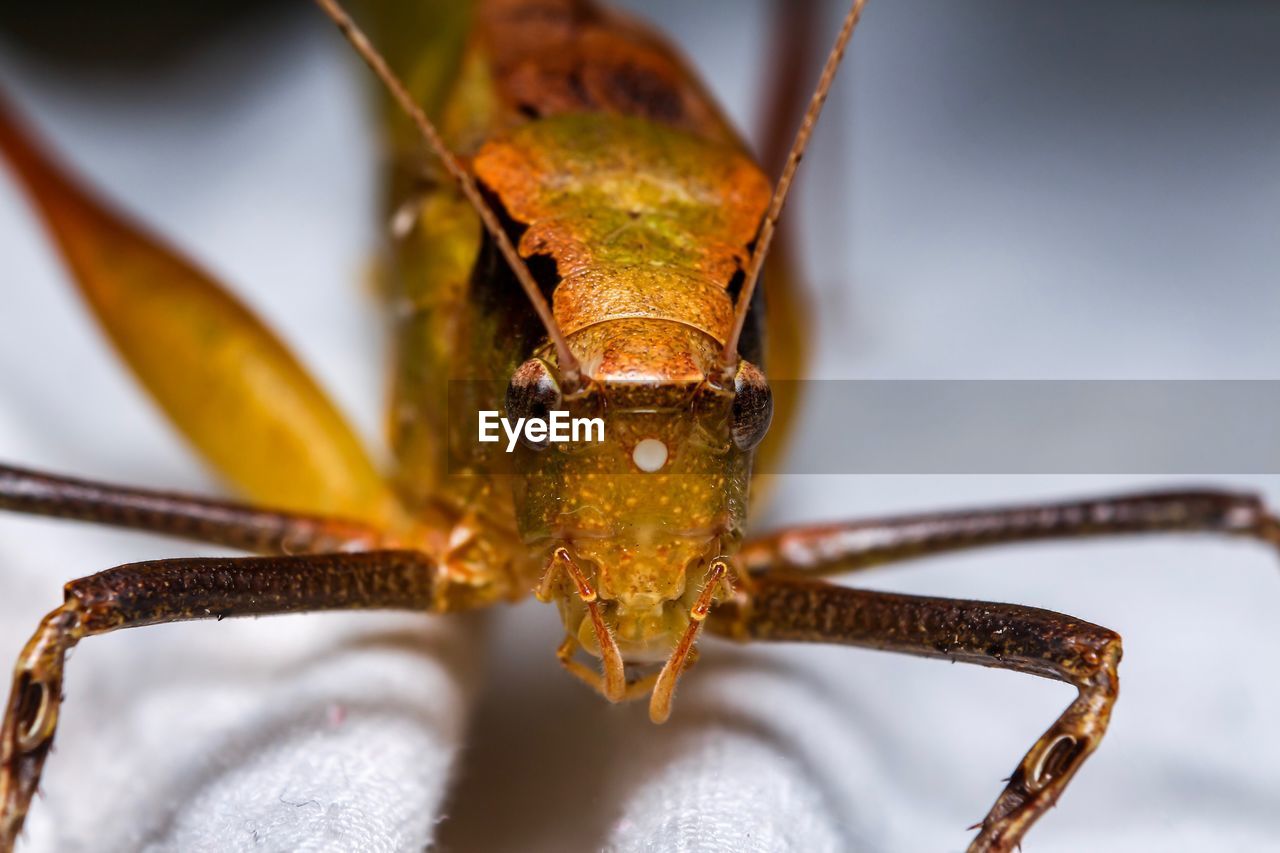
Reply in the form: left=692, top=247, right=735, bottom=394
left=720, top=0, right=869, bottom=376
left=314, top=0, right=582, bottom=388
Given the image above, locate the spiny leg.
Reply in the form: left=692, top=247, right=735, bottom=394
left=0, top=549, right=437, bottom=851
left=0, top=462, right=387, bottom=555
left=739, top=488, right=1280, bottom=577
left=707, top=577, right=1122, bottom=853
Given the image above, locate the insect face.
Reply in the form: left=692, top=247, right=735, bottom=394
left=511, top=319, right=769, bottom=689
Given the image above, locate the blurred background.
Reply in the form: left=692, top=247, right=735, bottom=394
left=1, top=1, right=1278, bottom=851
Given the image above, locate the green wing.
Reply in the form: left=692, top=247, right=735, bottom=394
left=0, top=95, right=395, bottom=525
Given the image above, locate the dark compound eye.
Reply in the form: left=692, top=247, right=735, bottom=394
left=505, top=358, right=562, bottom=450
left=730, top=361, right=773, bottom=451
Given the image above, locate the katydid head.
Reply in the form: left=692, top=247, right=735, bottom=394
left=509, top=322, right=772, bottom=720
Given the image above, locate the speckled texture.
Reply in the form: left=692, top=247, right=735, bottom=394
left=1, top=0, right=1279, bottom=851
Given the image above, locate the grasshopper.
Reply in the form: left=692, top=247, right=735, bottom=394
left=0, top=1, right=1277, bottom=850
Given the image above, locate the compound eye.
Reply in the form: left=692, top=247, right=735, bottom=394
left=730, top=361, right=773, bottom=451
left=505, top=358, right=562, bottom=450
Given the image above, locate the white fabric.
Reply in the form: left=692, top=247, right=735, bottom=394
left=3, top=3, right=1280, bottom=851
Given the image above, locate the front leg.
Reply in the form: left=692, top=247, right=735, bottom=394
left=707, top=578, right=1123, bottom=853
left=0, top=549, right=437, bottom=851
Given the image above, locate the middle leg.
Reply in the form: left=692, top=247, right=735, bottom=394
left=0, top=462, right=388, bottom=554
left=739, top=487, right=1280, bottom=577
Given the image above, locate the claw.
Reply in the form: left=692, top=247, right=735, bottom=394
left=0, top=605, right=81, bottom=851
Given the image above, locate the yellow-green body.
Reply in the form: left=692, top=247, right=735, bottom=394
left=365, top=0, right=779, bottom=664
left=0, top=0, right=792, bottom=688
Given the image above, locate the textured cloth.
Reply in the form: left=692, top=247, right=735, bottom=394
left=3, top=2, right=1280, bottom=851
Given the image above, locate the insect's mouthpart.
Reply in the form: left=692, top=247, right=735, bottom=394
left=538, top=545, right=734, bottom=722
left=538, top=547, right=626, bottom=701
left=649, top=558, right=728, bottom=723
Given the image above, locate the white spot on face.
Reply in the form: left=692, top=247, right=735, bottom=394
left=632, top=438, right=668, bottom=472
